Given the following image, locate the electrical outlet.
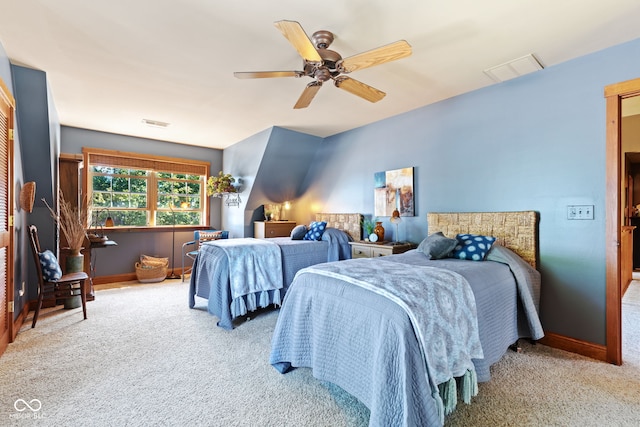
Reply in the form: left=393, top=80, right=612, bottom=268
left=567, top=205, right=594, bottom=220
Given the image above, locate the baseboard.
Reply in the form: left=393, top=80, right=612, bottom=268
left=539, top=331, right=607, bottom=362
left=93, top=273, right=137, bottom=285
left=93, top=268, right=185, bottom=285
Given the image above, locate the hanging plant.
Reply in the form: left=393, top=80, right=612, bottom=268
left=206, top=171, right=237, bottom=196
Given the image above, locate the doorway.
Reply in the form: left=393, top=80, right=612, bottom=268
left=605, top=77, right=640, bottom=365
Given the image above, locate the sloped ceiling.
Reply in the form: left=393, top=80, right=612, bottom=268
left=0, top=0, right=639, bottom=149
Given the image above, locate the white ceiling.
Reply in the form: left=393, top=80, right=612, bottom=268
left=1, top=0, right=640, bottom=149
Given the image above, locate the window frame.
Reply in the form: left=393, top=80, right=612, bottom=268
left=82, top=147, right=210, bottom=229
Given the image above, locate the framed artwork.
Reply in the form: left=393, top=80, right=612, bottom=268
left=374, top=167, right=414, bottom=217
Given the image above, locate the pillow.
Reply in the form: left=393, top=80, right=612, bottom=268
left=303, top=221, right=327, bottom=241
left=38, top=250, right=62, bottom=281
left=416, top=232, right=458, bottom=259
left=449, top=233, right=497, bottom=261
left=198, top=230, right=223, bottom=242
left=290, top=224, right=308, bottom=240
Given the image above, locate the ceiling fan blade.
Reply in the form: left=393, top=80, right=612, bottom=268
left=340, top=40, right=412, bottom=73
left=274, top=20, right=322, bottom=63
left=334, top=76, right=385, bottom=103
left=234, top=71, right=303, bottom=79
left=294, top=81, right=322, bottom=109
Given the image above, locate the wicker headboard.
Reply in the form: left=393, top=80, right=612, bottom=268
left=316, top=213, right=363, bottom=242
left=427, top=211, right=539, bottom=269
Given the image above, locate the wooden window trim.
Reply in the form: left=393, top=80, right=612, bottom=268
left=82, top=147, right=210, bottom=229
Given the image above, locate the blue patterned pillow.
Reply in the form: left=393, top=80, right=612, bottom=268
left=303, top=221, right=327, bottom=241
left=449, top=233, right=497, bottom=261
left=38, top=250, right=62, bottom=280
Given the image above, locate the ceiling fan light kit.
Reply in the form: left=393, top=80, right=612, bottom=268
left=234, top=20, right=412, bottom=109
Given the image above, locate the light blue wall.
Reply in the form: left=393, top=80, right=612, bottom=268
left=223, top=126, right=323, bottom=238
left=296, top=37, right=640, bottom=345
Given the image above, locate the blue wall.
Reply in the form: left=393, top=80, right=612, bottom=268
left=0, top=44, right=30, bottom=318
left=293, top=37, right=640, bottom=345
left=61, top=126, right=224, bottom=277
left=223, top=126, right=323, bottom=238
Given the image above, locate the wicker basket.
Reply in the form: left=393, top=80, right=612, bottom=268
left=135, top=262, right=167, bottom=283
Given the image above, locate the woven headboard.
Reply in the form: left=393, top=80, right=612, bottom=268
left=316, top=213, right=363, bottom=242
left=427, top=211, right=539, bottom=269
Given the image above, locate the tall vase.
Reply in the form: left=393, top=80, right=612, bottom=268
left=64, top=251, right=84, bottom=309
left=374, top=222, right=385, bottom=242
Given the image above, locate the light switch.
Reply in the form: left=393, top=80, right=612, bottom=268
left=567, top=205, right=594, bottom=220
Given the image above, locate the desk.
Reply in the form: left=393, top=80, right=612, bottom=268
left=87, top=239, right=117, bottom=300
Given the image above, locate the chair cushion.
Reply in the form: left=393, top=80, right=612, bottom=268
left=38, top=250, right=62, bottom=281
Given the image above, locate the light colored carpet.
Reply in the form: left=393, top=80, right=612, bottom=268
left=0, top=279, right=638, bottom=426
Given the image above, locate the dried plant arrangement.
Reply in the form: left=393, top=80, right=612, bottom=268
left=43, top=189, right=89, bottom=254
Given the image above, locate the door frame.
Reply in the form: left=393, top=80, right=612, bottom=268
left=0, top=77, right=14, bottom=358
left=605, top=77, right=640, bottom=365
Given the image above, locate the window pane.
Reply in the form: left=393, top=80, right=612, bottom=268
left=187, top=182, right=201, bottom=195
left=109, top=210, right=147, bottom=227
left=93, top=175, right=112, bottom=191
left=92, top=192, right=111, bottom=207
left=157, top=180, right=172, bottom=194
left=130, top=178, right=146, bottom=193
left=113, top=177, right=129, bottom=192
left=130, top=194, right=147, bottom=208
left=175, top=182, right=188, bottom=195
left=113, top=193, right=130, bottom=207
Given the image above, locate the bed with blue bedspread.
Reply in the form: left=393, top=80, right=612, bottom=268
left=189, top=213, right=362, bottom=330
left=269, top=211, right=544, bottom=426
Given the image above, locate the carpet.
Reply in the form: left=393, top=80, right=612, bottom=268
left=0, top=279, right=638, bottom=426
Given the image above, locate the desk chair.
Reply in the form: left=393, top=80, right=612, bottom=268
left=28, top=225, right=89, bottom=328
left=181, top=229, right=229, bottom=281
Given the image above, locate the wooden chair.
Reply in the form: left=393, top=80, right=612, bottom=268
left=28, top=225, right=89, bottom=328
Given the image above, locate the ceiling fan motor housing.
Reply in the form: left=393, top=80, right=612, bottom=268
left=311, top=30, right=334, bottom=49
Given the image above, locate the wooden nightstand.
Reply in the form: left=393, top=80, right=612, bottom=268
left=254, top=221, right=297, bottom=238
left=349, top=241, right=416, bottom=258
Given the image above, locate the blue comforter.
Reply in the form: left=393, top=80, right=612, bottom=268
left=188, top=228, right=352, bottom=329
left=270, top=247, right=544, bottom=426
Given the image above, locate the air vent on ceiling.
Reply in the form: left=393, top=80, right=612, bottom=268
left=142, top=119, right=170, bottom=128
left=483, top=54, right=544, bottom=83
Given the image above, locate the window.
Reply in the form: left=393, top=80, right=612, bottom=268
left=83, top=148, right=210, bottom=228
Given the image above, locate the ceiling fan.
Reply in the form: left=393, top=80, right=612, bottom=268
left=234, top=20, right=412, bottom=109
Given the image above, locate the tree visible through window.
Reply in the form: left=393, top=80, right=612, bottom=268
left=84, top=148, right=209, bottom=228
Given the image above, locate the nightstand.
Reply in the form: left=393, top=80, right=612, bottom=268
left=348, top=241, right=416, bottom=258
left=254, top=221, right=297, bottom=238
